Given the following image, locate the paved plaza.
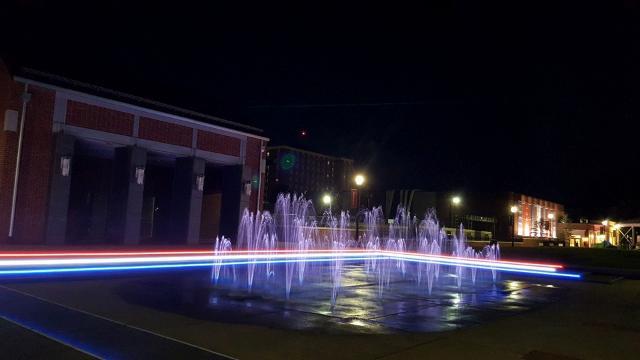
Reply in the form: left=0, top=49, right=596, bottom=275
left=0, top=265, right=638, bottom=359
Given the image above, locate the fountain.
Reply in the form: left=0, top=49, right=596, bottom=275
left=211, top=193, right=502, bottom=307
left=0, top=192, right=579, bottom=336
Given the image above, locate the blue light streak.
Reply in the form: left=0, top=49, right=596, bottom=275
left=0, top=255, right=580, bottom=279
left=402, top=257, right=581, bottom=279
left=0, top=257, right=379, bottom=275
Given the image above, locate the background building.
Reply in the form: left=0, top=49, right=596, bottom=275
left=264, top=145, right=354, bottom=211
left=373, top=190, right=564, bottom=245
left=557, top=219, right=622, bottom=248
left=0, top=63, right=267, bottom=246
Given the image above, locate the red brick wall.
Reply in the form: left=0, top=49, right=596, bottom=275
left=13, top=85, right=55, bottom=244
left=246, top=137, right=262, bottom=212
left=67, top=100, right=134, bottom=136
left=139, top=117, right=193, bottom=147
left=197, top=131, right=241, bottom=157
left=0, top=65, right=23, bottom=242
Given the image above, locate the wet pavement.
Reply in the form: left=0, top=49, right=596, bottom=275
left=1, top=261, right=638, bottom=359
left=0, top=285, right=231, bottom=359
left=0, top=316, right=94, bottom=360
left=111, top=262, right=563, bottom=334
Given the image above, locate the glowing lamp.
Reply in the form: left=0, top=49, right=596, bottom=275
left=452, top=196, right=461, bottom=205
left=510, top=206, right=518, bottom=213
left=60, top=156, right=71, bottom=177
left=195, top=174, right=205, bottom=192
left=547, top=213, right=555, bottom=220
left=354, top=174, right=365, bottom=187
left=135, top=166, right=145, bottom=185
left=322, top=194, right=332, bottom=205
left=602, top=220, right=609, bottom=226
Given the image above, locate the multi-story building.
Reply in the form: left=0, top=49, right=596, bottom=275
left=376, top=190, right=564, bottom=245
left=0, top=63, right=267, bottom=246
left=510, top=193, right=564, bottom=242
left=264, top=145, right=354, bottom=211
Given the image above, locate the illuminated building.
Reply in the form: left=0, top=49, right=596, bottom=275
left=374, top=190, right=564, bottom=245
left=510, top=193, right=563, bottom=241
left=264, top=145, right=354, bottom=210
left=557, top=220, right=621, bottom=248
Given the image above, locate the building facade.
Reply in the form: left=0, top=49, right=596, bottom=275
left=510, top=193, right=563, bottom=240
left=557, top=220, right=620, bottom=248
left=377, top=190, right=564, bottom=244
left=0, top=64, right=267, bottom=246
left=264, top=145, right=354, bottom=211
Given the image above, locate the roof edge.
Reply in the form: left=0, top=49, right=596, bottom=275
left=267, top=145, right=353, bottom=162
left=14, top=67, right=268, bottom=140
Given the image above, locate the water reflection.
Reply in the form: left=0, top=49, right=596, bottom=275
left=116, top=263, right=562, bottom=334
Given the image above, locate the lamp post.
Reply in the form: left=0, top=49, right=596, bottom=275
left=510, top=205, right=518, bottom=247
left=547, top=213, right=555, bottom=239
left=602, top=219, right=609, bottom=245
left=353, top=174, right=366, bottom=241
left=449, top=195, right=461, bottom=231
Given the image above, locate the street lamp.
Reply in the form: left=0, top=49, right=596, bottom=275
left=510, top=205, right=518, bottom=247
left=449, top=195, right=461, bottom=231
left=546, top=213, right=555, bottom=238
left=353, top=173, right=366, bottom=241
left=322, top=193, right=332, bottom=206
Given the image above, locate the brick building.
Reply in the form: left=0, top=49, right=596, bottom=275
left=264, top=145, right=354, bottom=211
left=0, top=63, right=267, bottom=246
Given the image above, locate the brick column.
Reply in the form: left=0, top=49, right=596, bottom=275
left=107, top=146, right=147, bottom=245
left=170, top=157, right=205, bottom=244
left=45, top=133, right=75, bottom=245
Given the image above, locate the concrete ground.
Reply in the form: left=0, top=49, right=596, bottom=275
left=0, top=317, right=93, bottom=360
left=0, top=268, right=639, bottom=359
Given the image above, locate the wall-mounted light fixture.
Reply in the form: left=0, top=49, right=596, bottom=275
left=3, top=110, right=18, bottom=132
left=135, top=166, right=145, bottom=185
left=60, top=156, right=71, bottom=177
left=195, top=174, right=205, bottom=192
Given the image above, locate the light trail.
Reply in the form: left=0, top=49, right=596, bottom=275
left=0, top=249, right=580, bottom=279
left=403, top=258, right=581, bottom=279
left=0, top=249, right=365, bottom=258
left=0, top=251, right=376, bottom=267
left=383, top=252, right=558, bottom=272
left=0, top=257, right=373, bottom=275
left=0, top=249, right=563, bottom=269
left=0, top=257, right=580, bottom=278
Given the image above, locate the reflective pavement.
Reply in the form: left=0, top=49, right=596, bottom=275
left=114, top=262, right=563, bottom=334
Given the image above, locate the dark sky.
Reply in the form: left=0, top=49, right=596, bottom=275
left=3, top=1, right=640, bottom=219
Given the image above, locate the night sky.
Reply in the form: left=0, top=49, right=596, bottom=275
left=3, top=1, right=639, bottom=219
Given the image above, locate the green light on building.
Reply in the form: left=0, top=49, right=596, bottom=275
left=280, top=153, right=296, bottom=170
